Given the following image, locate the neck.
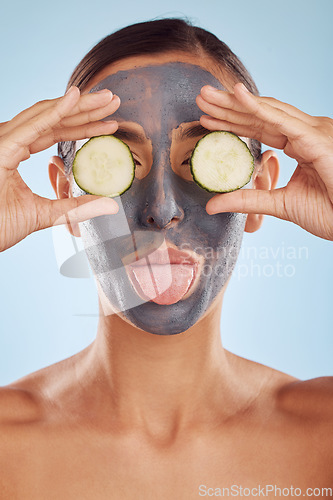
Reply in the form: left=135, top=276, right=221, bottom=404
left=81, top=291, right=254, bottom=443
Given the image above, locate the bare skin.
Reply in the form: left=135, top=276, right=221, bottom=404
left=0, top=52, right=332, bottom=499
left=0, top=304, right=332, bottom=499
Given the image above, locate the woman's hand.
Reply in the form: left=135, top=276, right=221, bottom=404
left=0, top=87, right=120, bottom=252
left=197, top=83, right=333, bottom=240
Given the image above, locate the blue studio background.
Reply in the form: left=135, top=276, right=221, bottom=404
left=0, top=0, right=332, bottom=384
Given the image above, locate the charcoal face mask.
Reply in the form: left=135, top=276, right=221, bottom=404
left=73, top=63, right=247, bottom=335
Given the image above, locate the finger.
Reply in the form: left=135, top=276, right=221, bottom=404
left=260, top=96, right=315, bottom=124
left=206, top=187, right=288, bottom=221
left=233, top=83, right=312, bottom=141
left=0, top=88, right=80, bottom=169
left=3, top=87, right=81, bottom=148
left=197, top=93, right=289, bottom=149
left=58, top=94, right=120, bottom=129
left=36, top=195, right=119, bottom=232
left=198, top=96, right=287, bottom=147
left=0, top=100, right=59, bottom=136
left=200, top=85, right=315, bottom=124
left=235, top=84, right=333, bottom=167
left=0, top=87, right=81, bottom=168
left=0, top=90, right=115, bottom=136
left=63, top=89, right=114, bottom=117
left=29, top=120, right=118, bottom=154
left=197, top=94, right=255, bottom=126
left=200, top=86, right=243, bottom=111
left=198, top=93, right=289, bottom=138
left=199, top=115, right=287, bottom=150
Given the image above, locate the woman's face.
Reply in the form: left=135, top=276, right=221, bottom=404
left=73, top=53, right=247, bottom=335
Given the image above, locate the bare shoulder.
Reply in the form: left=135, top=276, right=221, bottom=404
left=0, top=356, right=83, bottom=498
left=225, top=351, right=333, bottom=424
left=0, top=355, right=77, bottom=488
left=0, top=377, right=47, bottom=489
left=275, top=375, right=333, bottom=421
left=273, top=375, right=333, bottom=473
left=0, top=351, right=81, bottom=426
left=235, top=353, right=333, bottom=422
left=0, top=384, right=43, bottom=425
left=244, top=359, right=333, bottom=475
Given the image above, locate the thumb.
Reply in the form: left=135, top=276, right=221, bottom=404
left=206, top=187, right=288, bottom=220
left=36, top=195, right=119, bottom=231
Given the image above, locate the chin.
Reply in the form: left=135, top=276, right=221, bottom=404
left=101, top=270, right=228, bottom=336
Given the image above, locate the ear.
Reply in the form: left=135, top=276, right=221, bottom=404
left=48, top=156, right=81, bottom=237
left=244, top=150, right=280, bottom=233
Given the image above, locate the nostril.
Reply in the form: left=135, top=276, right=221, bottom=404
left=147, top=216, right=154, bottom=224
left=168, top=216, right=181, bottom=226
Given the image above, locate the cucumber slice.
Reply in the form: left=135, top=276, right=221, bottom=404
left=73, top=135, right=135, bottom=197
left=190, top=131, right=254, bottom=193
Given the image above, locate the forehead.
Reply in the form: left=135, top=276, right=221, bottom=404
left=89, top=63, right=225, bottom=128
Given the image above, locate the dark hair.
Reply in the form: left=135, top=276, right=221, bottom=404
left=58, top=18, right=261, bottom=173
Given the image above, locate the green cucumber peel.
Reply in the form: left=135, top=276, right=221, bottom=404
left=73, top=135, right=136, bottom=198
left=190, top=131, right=254, bottom=193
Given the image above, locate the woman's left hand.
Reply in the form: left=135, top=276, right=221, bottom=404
left=196, top=83, right=333, bottom=241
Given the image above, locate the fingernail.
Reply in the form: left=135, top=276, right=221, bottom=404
left=205, top=85, right=219, bottom=93
left=103, top=119, right=118, bottom=125
left=239, top=83, right=249, bottom=92
left=206, top=203, right=216, bottom=215
left=93, top=89, right=113, bottom=96
left=65, top=86, right=75, bottom=95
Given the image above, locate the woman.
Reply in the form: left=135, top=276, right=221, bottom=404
left=0, top=19, right=332, bottom=498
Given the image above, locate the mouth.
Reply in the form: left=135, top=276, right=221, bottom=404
left=123, top=244, right=203, bottom=305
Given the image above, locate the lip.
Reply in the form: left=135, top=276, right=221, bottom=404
left=127, top=246, right=200, bottom=267
left=123, top=244, right=203, bottom=302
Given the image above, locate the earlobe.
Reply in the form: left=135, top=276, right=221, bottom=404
left=48, top=156, right=81, bottom=237
left=244, top=150, right=280, bottom=233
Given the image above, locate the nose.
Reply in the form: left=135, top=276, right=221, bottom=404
left=139, top=162, right=184, bottom=230
left=143, top=196, right=184, bottom=229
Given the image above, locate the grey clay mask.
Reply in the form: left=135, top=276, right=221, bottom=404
left=73, top=63, right=246, bottom=335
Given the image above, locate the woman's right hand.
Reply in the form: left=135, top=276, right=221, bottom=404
left=0, top=86, right=120, bottom=252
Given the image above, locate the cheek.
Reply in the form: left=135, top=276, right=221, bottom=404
left=198, top=213, right=246, bottom=298
left=194, top=212, right=246, bottom=265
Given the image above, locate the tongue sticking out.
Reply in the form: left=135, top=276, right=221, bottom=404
left=130, top=264, right=195, bottom=305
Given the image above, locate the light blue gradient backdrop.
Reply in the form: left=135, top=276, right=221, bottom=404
left=0, top=0, right=332, bottom=384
